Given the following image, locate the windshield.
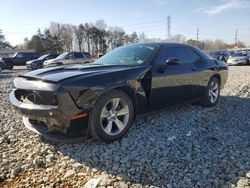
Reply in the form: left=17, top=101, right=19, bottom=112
left=232, top=51, right=247, bottom=57
left=94, top=44, right=160, bottom=65
left=12, top=53, right=18, bottom=57
left=213, top=51, right=224, bottom=55
left=37, top=54, right=49, bottom=60
left=56, top=52, right=68, bottom=60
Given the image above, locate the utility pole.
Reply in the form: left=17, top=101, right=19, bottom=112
left=196, top=28, right=199, bottom=44
left=235, top=29, right=238, bottom=48
left=167, top=15, right=171, bottom=41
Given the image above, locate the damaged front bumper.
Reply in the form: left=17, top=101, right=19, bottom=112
left=9, top=77, right=90, bottom=143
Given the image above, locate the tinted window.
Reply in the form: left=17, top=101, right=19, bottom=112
left=22, top=53, right=31, bottom=58
left=68, top=53, right=74, bottom=59
left=30, top=53, right=36, bottom=58
left=52, top=54, right=58, bottom=58
left=33, top=53, right=40, bottom=58
left=84, top=53, right=91, bottom=58
left=75, top=52, right=84, bottom=58
left=214, top=51, right=224, bottom=55
left=156, top=46, right=200, bottom=64
left=16, top=53, right=24, bottom=58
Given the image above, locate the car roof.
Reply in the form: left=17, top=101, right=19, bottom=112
left=133, top=42, right=193, bottom=48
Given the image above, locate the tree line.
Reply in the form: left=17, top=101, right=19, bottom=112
left=0, top=20, right=247, bottom=56
left=21, top=20, right=140, bottom=57
left=22, top=21, right=248, bottom=56
left=0, top=29, right=11, bottom=49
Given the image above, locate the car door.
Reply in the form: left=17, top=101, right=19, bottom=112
left=23, top=53, right=35, bottom=64
left=74, top=52, right=85, bottom=64
left=64, top=52, right=75, bottom=65
left=150, top=45, right=201, bottom=111
left=14, top=53, right=27, bottom=65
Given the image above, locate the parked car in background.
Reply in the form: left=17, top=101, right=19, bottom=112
left=210, top=50, right=230, bottom=62
left=83, top=52, right=91, bottom=58
left=0, top=52, right=41, bottom=68
left=0, top=59, right=13, bottom=70
left=26, top=53, right=59, bottom=70
left=227, top=51, right=250, bottom=66
left=10, top=43, right=228, bottom=143
left=43, top=52, right=93, bottom=67
left=0, top=59, right=5, bottom=71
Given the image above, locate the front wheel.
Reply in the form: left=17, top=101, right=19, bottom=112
left=90, top=90, right=134, bottom=143
left=36, top=63, right=43, bottom=69
left=6, top=61, right=13, bottom=70
left=200, top=77, right=220, bottom=107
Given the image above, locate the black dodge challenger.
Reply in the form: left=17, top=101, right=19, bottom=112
left=10, top=43, right=228, bottom=143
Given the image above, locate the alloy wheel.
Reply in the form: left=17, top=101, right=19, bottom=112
left=100, top=98, right=129, bottom=136
left=208, top=81, right=219, bottom=103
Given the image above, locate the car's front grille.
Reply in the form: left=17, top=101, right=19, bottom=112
left=15, top=89, right=58, bottom=106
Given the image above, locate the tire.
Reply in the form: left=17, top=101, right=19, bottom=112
left=90, top=90, right=134, bottom=143
left=6, top=61, right=13, bottom=70
left=200, top=77, right=220, bottom=107
left=36, top=63, right=43, bottom=69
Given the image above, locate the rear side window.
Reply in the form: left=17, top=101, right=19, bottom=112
left=23, top=53, right=31, bottom=58
left=75, top=52, right=84, bottom=58
left=156, top=46, right=200, bottom=64
left=52, top=54, right=58, bottom=58
left=84, top=53, right=91, bottom=58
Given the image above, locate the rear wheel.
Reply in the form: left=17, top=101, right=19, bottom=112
left=200, top=77, right=220, bottom=107
left=90, top=90, right=134, bottom=143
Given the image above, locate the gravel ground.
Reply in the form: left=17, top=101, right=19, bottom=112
left=0, top=67, right=249, bottom=188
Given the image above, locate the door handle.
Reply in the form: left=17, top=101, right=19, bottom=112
left=191, top=67, right=197, bottom=71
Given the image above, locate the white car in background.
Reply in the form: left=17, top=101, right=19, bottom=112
left=227, top=51, right=250, bottom=66
left=43, top=52, right=93, bottom=67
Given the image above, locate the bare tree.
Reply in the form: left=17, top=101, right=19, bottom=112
left=139, top=32, right=146, bottom=42
left=60, top=24, right=74, bottom=51
left=74, top=24, right=85, bottom=51
left=130, top=32, right=139, bottom=43
left=95, top=20, right=107, bottom=54
left=170, top=34, right=186, bottom=43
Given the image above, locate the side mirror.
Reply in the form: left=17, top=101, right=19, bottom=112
left=157, top=58, right=180, bottom=73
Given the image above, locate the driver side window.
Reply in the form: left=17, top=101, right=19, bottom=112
left=68, top=53, right=74, bottom=59
left=16, top=53, right=24, bottom=58
left=155, top=46, right=200, bottom=64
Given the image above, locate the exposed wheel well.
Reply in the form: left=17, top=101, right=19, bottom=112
left=212, top=74, right=221, bottom=85
left=113, top=86, right=137, bottom=119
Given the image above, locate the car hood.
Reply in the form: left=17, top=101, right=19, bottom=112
left=26, top=59, right=42, bottom=65
left=44, top=59, right=58, bottom=64
left=19, top=64, right=148, bottom=83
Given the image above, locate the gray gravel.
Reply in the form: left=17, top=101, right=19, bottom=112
left=0, top=67, right=250, bottom=188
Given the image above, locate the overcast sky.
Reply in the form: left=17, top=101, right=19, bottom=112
left=0, top=0, right=249, bottom=46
